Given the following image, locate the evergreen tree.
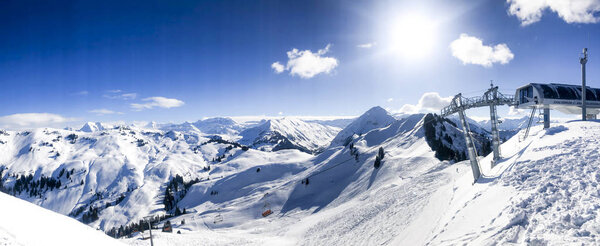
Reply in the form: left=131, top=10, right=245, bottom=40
left=374, top=156, right=381, bottom=169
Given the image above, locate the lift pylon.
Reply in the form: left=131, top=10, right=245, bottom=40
left=441, top=84, right=516, bottom=182
left=450, top=94, right=481, bottom=182
left=483, top=84, right=502, bottom=164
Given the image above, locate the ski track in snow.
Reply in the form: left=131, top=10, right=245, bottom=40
left=428, top=122, right=600, bottom=245
left=300, top=172, right=450, bottom=246
left=490, top=128, right=600, bottom=244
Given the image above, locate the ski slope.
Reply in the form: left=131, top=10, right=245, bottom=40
left=0, top=117, right=323, bottom=235
left=0, top=192, right=125, bottom=246
left=120, top=108, right=479, bottom=245
left=127, top=119, right=600, bottom=245
left=2, top=106, right=598, bottom=245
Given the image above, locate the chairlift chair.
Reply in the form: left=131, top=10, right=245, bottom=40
left=213, top=214, right=223, bottom=223
left=261, top=201, right=273, bottom=217
left=213, top=209, right=223, bottom=224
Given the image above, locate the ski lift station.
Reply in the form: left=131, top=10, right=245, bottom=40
left=515, top=83, right=600, bottom=117
left=441, top=48, right=592, bottom=182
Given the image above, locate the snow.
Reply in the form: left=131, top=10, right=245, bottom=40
left=80, top=122, right=105, bottom=133
left=121, top=118, right=600, bottom=245
left=118, top=109, right=448, bottom=245
left=192, top=117, right=244, bottom=135
left=3, top=106, right=600, bottom=245
left=238, top=118, right=340, bottom=153
left=0, top=126, right=211, bottom=231
left=0, top=192, right=124, bottom=246
left=329, top=106, right=395, bottom=147
left=306, top=118, right=354, bottom=129
left=426, top=120, right=600, bottom=244
left=161, top=122, right=201, bottom=133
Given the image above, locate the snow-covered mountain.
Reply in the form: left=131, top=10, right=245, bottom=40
left=123, top=113, right=600, bottom=245
left=80, top=122, right=106, bottom=133
left=0, top=126, right=211, bottom=232
left=118, top=107, right=491, bottom=245
left=3, top=105, right=594, bottom=245
left=424, top=114, right=491, bottom=161
left=329, top=106, right=396, bottom=147
left=157, top=117, right=244, bottom=136
left=0, top=191, right=124, bottom=246
left=476, top=116, right=530, bottom=131
left=238, top=118, right=340, bottom=154
left=306, top=118, right=355, bottom=129
left=192, top=117, right=244, bottom=135
left=160, top=121, right=201, bottom=133
left=328, top=107, right=490, bottom=162
left=0, top=107, right=487, bottom=240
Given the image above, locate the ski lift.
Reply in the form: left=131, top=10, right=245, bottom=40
left=162, top=220, right=173, bottom=233
left=261, top=201, right=272, bottom=217
left=213, top=208, right=223, bottom=224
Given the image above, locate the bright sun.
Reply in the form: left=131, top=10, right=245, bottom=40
left=389, top=14, right=436, bottom=59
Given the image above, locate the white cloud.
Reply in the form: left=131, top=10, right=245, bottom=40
left=278, top=112, right=283, bottom=115
left=396, top=92, right=452, bottom=114
left=120, top=93, right=137, bottom=100
left=104, top=90, right=137, bottom=100
left=271, top=62, right=285, bottom=73
left=131, top=97, right=185, bottom=111
left=357, top=42, right=376, bottom=49
left=507, top=0, right=600, bottom=25
left=89, top=109, right=123, bottom=116
left=73, top=91, right=89, bottom=96
left=450, top=34, right=514, bottom=67
left=0, top=113, right=77, bottom=130
left=508, top=106, right=526, bottom=116
left=272, top=44, right=339, bottom=79
left=387, top=98, right=394, bottom=102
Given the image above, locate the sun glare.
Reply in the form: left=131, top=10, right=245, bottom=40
left=389, top=14, right=436, bottom=59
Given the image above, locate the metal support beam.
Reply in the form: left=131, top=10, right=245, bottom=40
left=489, top=103, right=501, bottom=163
left=485, top=83, right=502, bottom=164
left=544, top=107, right=550, bottom=129
left=143, top=216, right=154, bottom=246
left=440, top=85, right=517, bottom=182
left=452, top=94, right=481, bottom=182
left=522, top=108, right=536, bottom=140
left=581, top=48, right=588, bottom=121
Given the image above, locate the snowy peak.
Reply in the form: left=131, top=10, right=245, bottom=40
left=238, top=117, right=340, bottom=153
left=192, top=117, right=243, bottom=135
left=157, top=117, right=243, bottom=135
left=472, top=116, right=529, bottom=131
left=80, top=122, right=105, bottom=132
left=330, top=106, right=396, bottom=147
left=160, top=121, right=201, bottom=133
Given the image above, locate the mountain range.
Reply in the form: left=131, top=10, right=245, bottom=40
left=2, top=106, right=582, bottom=245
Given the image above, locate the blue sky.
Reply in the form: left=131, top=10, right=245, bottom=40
left=0, top=0, right=599, bottom=129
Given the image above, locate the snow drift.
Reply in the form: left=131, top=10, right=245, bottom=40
left=0, top=192, right=124, bottom=246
